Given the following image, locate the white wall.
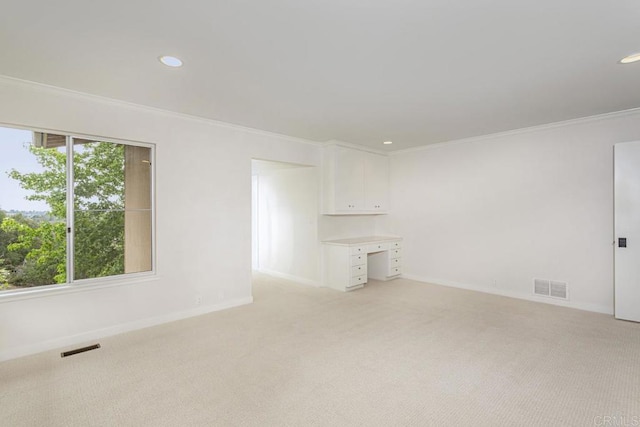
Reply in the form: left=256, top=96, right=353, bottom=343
left=388, top=111, right=640, bottom=314
left=319, top=215, right=380, bottom=241
left=0, top=76, right=322, bottom=361
left=252, top=175, right=259, bottom=270
left=6, top=72, right=635, bottom=360
left=254, top=165, right=321, bottom=286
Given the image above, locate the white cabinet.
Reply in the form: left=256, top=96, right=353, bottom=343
left=323, top=244, right=369, bottom=292
left=368, top=245, right=402, bottom=281
left=334, top=146, right=365, bottom=211
left=363, top=151, right=389, bottom=211
left=322, top=236, right=402, bottom=292
left=322, top=144, right=389, bottom=215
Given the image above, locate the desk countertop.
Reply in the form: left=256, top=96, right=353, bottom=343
left=321, top=235, right=402, bottom=246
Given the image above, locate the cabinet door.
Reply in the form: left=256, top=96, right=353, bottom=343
left=364, top=152, right=389, bottom=211
left=334, top=146, right=365, bottom=211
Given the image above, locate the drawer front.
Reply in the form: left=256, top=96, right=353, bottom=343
left=350, top=274, right=367, bottom=286
left=367, top=242, right=389, bottom=253
left=351, top=265, right=366, bottom=277
left=389, top=241, right=402, bottom=249
left=351, top=254, right=366, bottom=266
left=389, top=267, right=401, bottom=276
left=350, top=246, right=366, bottom=255
left=389, top=257, right=401, bottom=267
left=388, top=248, right=402, bottom=259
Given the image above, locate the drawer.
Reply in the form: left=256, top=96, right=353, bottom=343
left=367, top=242, right=388, bottom=253
left=351, top=265, right=366, bottom=277
left=388, top=248, right=402, bottom=259
left=389, top=241, right=402, bottom=249
left=350, top=274, right=367, bottom=286
left=351, top=254, right=366, bottom=266
left=389, top=257, right=401, bottom=267
left=389, top=267, right=401, bottom=276
left=350, top=246, right=366, bottom=255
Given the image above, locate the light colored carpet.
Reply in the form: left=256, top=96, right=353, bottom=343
left=1, top=274, right=639, bottom=426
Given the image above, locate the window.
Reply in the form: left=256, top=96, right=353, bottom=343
left=0, top=125, right=154, bottom=293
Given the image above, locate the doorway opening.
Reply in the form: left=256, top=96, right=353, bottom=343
left=251, top=159, right=320, bottom=292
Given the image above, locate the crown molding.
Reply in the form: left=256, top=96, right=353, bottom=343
left=323, top=139, right=388, bottom=155
left=0, top=74, right=323, bottom=148
left=391, top=106, right=640, bottom=155
left=5, top=74, right=639, bottom=156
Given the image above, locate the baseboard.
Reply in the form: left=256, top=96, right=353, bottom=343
left=402, top=274, right=612, bottom=315
left=0, top=296, right=253, bottom=363
left=257, top=269, right=321, bottom=287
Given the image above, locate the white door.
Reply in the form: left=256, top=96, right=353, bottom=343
left=614, top=141, right=640, bottom=322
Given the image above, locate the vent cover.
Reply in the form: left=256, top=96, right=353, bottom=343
left=534, top=279, right=550, bottom=296
left=61, top=344, right=101, bottom=358
left=533, top=279, right=568, bottom=300
left=550, top=281, right=568, bottom=299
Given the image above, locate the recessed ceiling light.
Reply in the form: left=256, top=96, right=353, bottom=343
left=620, top=53, right=640, bottom=64
left=383, top=141, right=393, bottom=145
left=159, top=55, right=183, bottom=67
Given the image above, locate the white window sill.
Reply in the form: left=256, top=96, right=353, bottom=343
left=0, top=273, right=159, bottom=304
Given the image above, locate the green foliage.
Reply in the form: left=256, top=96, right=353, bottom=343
left=8, top=147, right=67, bottom=219
left=2, top=142, right=126, bottom=287
left=73, top=142, right=125, bottom=211
left=73, top=210, right=124, bottom=280
left=0, top=212, right=37, bottom=284
left=0, top=257, right=10, bottom=290
left=73, top=142, right=125, bottom=280
left=1, top=217, right=66, bottom=285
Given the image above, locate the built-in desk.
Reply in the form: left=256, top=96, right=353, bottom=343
left=322, top=236, right=402, bottom=292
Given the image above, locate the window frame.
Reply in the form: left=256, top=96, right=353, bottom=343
left=0, top=122, right=156, bottom=301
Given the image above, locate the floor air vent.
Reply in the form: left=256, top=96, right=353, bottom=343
left=533, top=279, right=568, bottom=300
left=61, top=344, right=101, bottom=358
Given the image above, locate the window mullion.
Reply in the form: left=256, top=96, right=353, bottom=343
left=66, top=136, right=74, bottom=284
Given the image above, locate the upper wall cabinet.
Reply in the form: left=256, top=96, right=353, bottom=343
left=322, top=144, right=389, bottom=215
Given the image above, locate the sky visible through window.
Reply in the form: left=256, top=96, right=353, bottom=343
left=0, top=126, right=49, bottom=212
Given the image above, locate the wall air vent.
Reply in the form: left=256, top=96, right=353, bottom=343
left=533, top=279, right=568, bottom=300
left=550, top=281, right=568, bottom=299
left=534, top=278, right=550, bottom=296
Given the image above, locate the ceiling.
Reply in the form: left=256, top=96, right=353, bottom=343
left=1, top=1, right=639, bottom=151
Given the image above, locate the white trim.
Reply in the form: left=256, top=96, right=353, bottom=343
left=0, top=295, right=253, bottom=362
left=0, top=75, right=323, bottom=148
left=0, top=274, right=159, bottom=304
left=3, top=74, right=640, bottom=155
left=391, top=107, right=640, bottom=155
left=0, top=121, right=158, bottom=150
left=401, top=273, right=612, bottom=315
left=258, top=269, right=321, bottom=288
left=66, top=135, right=73, bottom=283
left=0, top=126, right=158, bottom=296
left=323, top=139, right=389, bottom=156
left=150, top=140, right=157, bottom=274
